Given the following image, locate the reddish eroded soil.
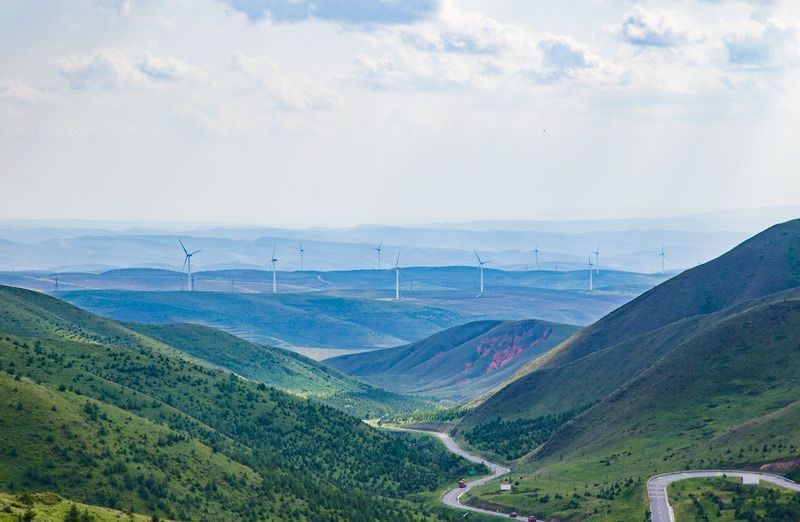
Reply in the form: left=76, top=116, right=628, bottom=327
left=759, top=456, right=800, bottom=473
left=474, top=328, right=553, bottom=373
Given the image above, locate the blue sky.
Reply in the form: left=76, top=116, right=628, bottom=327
left=1, top=0, right=799, bottom=226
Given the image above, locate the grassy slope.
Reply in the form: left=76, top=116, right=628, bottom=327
left=668, top=477, right=800, bottom=521
left=0, top=285, right=482, bottom=521
left=457, top=220, right=800, bottom=520
left=0, top=492, right=156, bottom=522
left=129, top=322, right=435, bottom=417
left=327, top=320, right=578, bottom=402
left=462, top=219, right=800, bottom=422
left=60, top=290, right=465, bottom=349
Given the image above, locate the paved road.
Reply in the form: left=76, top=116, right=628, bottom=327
left=647, top=470, right=800, bottom=522
left=394, top=428, right=533, bottom=519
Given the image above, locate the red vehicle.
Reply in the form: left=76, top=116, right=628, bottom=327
left=527, top=516, right=537, bottom=522
left=510, top=513, right=517, bottom=519
left=457, top=479, right=467, bottom=489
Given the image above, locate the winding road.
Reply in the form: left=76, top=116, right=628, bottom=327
left=395, top=429, right=527, bottom=519
left=647, top=471, right=800, bottom=522
left=393, top=427, right=800, bottom=521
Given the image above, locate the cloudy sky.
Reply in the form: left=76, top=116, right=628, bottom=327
left=1, top=0, right=799, bottom=227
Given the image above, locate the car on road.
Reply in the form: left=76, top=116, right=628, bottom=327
left=527, top=516, right=537, bottom=522
left=510, top=513, right=517, bottom=518
left=458, top=479, right=467, bottom=488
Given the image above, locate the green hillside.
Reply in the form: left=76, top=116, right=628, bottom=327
left=327, top=320, right=578, bottom=402
left=0, top=491, right=158, bottom=521
left=60, top=290, right=465, bottom=350
left=463, top=219, right=800, bottom=423
left=455, top=220, right=800, bottom=520
left=0, top=285, right=483, bottom=521
left=129, top=322, right=435, bottom=417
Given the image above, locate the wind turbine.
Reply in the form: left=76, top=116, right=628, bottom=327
left=657, top=246, right=666, bottom=274
left=179, top=239, right=200, bottom=291
left=588, top=254, right=594, bottom=291
left=475, top=250, right=490, bottom=294
left=394, top=250, right=401, bottom=300
left=592, top=246, right=600, bottom=275
left=533, top=244, right=540, bottom=271
left=374, top=241, right=383, bottom=269
left=299, top=241, right=305, bottom=271
left=270, top=241, right=278, bottom=294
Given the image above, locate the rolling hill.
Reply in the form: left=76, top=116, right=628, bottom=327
left=58, top=290, right=466, bottom=352
left=453, top=219, right=800, bottom=519
left=0, top=285, right=482, bottom=521
left=128, top=322, right=435, bottom=416
left=327, top=319, right=579, bottom=402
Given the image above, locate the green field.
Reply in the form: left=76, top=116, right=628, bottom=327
left=669, top=477, right=800, bottom=521
left=0, top=492, right=158, bottom=522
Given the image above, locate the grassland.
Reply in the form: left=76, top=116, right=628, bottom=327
left=0, top=492, right=157, bottom=522
left=669, top=477, right=800, bottom=520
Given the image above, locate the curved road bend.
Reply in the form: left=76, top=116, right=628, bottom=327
left=394, top=429, right=518, bottom=518
left=648, top=471, right=800, bottom=522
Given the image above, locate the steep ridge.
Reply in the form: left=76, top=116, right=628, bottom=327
left=464, top=219, right=800, bottom=421
left=455, top=220, right=800, bottom=519
left=328, top=320, right=578, bottom=402
left=0, top=285, right=480, bottom=521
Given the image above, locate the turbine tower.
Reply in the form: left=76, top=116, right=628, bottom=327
left=394, top=250, right=401, bottom=300
left=475, top=250, right=489, bottom=294
left=299, top=241, right=305, bottom=271
left=588, top=254, right=594, bottom=291
left=592, top=246, right=600, bottom=274
left=270, top=241, right=278, bottom=294
left=179, top=239, right=200, bottom=291
left=533, top=244, right=540, bottom=271
left=658, top=246, right=666, bottom=274
left=374, top=241, right=383, bottom=269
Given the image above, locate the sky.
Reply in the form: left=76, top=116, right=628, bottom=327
left=1, top=0, right=799, bottom=227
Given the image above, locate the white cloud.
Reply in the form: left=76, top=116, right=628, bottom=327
left=230, top=51, right=340, bottom=110
left=56, top=49, right=205, bottom=89
left=137, top=52, right=205, bottom=81
left=397, top=1, right=535, bottom=55
left=724, top=16, right=800, bottom=68
left=619, top=6, right=700, bottom=47
left=536, top=34, right=623, bottom=85
left=56, top=48, right=146, bottom=89
left=0, top=78, right=43, bottom=103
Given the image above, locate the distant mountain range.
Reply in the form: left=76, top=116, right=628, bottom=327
left=327, top=319, right=579, bottom=402
left=0, top=268, right=670, bottom=349
left=2, top=209, right=783, bottom=272
left=454, top=218, right=800, bottom=519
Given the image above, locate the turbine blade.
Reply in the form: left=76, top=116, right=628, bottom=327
left=191, top=250, right=201, bottom=255
left=181, top=257, right=188, bottom=273
left=272, top=240, right=277, bottom=258
left=474, top=250, right=482, bottom=264
left=179, top=239, right=188, bottom=256
left=395, top=250, right=401, bottom=268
